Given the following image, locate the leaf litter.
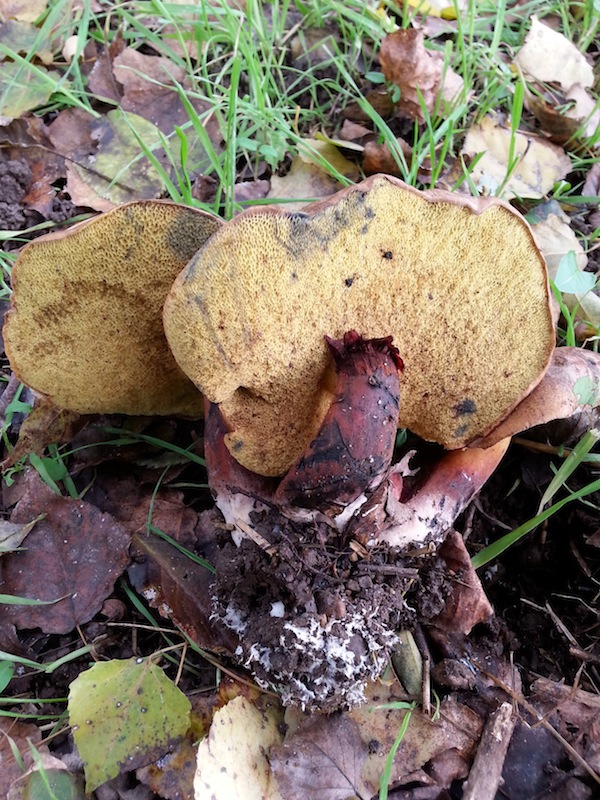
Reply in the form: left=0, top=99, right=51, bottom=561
left=0, top=4, right=599, bottom=800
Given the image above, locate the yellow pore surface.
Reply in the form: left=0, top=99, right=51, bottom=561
left=5, top=201, right=221, bottom=416
left=164, top=176, right=555, bottom=475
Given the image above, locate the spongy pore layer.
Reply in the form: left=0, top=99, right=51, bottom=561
left=164, top=175, right=555, bottom=476
left=5, top=201, right=221, bottom=416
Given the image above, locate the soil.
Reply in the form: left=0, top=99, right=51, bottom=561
left=211, top=504, right=449, bottom=711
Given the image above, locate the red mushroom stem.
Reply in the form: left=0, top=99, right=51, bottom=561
left=274, top=331, right=402, bottom=515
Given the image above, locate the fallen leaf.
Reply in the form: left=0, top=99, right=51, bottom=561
left=529, top=200, right=600, bottom=325
left=0, top=514, right=43, bottom=554
left=7, top=754, right=84, bottom=800
left=194, top=695, right=284, bottom=800
left=461, top=113, right=572, bottom=199
left=0, top=717, right=43, bottom=799
left=346, top=685, right=481, bottom=793
left=0, top=0, right=47, bottom=23
left=267, top=139, right=359, bottom=211
left=69, top=109, right=167, bottom=209
left=137, top=698, right=213, bottom=800
left=583, top=162, right=600, bottom=196
left=271, top=713, right=370, bottom=800
left=0, top=470, right=131, bottom=633
left=473, top=347, right=600, bottom=447
left=515, top=16, right=594, bottom=91
left=69, top=658, right=191, bottom=792
left=112, top=48, right=222, bottom=174
left=3, top=398, right=84, bottom=468
left=0, top=116, right=66, bottom=216
left=563, top=83, right=600, bottom=141
left=130, top=529, right=238, bottom=654
left=363, top=138, right=412, bottom=176
left=379, top=29, right=463, bottom=122
left=0, top=19, right=52, bottom=64
left=432, top=530, right=493, bottom=634
left=0, top=61, right=61, bottom=125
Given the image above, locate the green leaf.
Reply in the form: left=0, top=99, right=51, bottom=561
left=0, top=660, right=15, bottom=693
left=68, top=658, right=191, bottom=792
left=573, top=376, right=600, bottom=406
left=22, top=767, right=85, bottom=800
left=554, top=251, right=596, bottom=294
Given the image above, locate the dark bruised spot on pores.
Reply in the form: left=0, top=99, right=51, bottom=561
left=291, top=271, right=298, bottom=281
left=345, top=277, right=354, bottom=287
left=382, top=251, right=393, bottom=260
left=454, top=423, right=469, bottom=438
left=453, top=398, right=477, bottom=417
left=231, top=440, right=243, bottom=453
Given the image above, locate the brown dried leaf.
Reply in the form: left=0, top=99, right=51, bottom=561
left=474, top=347, right=600, bottom=448
left=0, top=115, right=65, bottom=217
left=3, top=397, right=84, bottom=468
left=363, top=138, right=412, bottom=176
left=267, top=139, right=359, bottom=211
left=379, top=29, right=463, bottom=123
left=271, top=714, right=370, bottom=800
left=347, top=685, right=481, bottom=793
left=0, top=471, right=131, bottom=633
left=433, top=530, right=493, bottom=634
left=130, top=529, right=237, bottom=654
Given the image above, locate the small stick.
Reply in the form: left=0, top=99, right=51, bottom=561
left=234, top=518, right=277, bottom=555
left=462, top=702, right=516, bottom=800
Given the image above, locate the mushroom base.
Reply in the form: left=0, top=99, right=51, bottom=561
left=210, top=507, right=449, bottom=712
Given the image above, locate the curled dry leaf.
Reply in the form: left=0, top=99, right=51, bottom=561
left=379, top=28, right=463, bottom=123
left=515, top=15, right=594, bottom=91
left=431, top=530, right=493, bottom=634
left=130, top=529, right=238, bottom=654
left=4, top=200, right=221, bottom=416
left=461, top=113, right=572, bottom=199
left=1, top=471, right=131, bottom=634
left=473, top=347, right=600, bottom=448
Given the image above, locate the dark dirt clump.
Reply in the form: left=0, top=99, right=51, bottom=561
left=211, top=505, right=450, bottom=711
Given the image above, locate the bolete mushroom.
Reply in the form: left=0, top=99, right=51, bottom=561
left=163, top=174, right=555, bottom=476
left=4, top=201, right=221, bottom=416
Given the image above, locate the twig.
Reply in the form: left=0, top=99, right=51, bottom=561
left=462, top=702, right=516, bottom=800
left=472, top=660, right=600, bottom=786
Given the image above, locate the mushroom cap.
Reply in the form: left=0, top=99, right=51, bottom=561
left=163, top=175, right=555, bottom=476
left=4, top=200, right=222, bottom=416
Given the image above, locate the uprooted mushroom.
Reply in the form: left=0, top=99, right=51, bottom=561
left=161, top=174, right=564, bottom=708
left=4, top=174, right=599, bottom=711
